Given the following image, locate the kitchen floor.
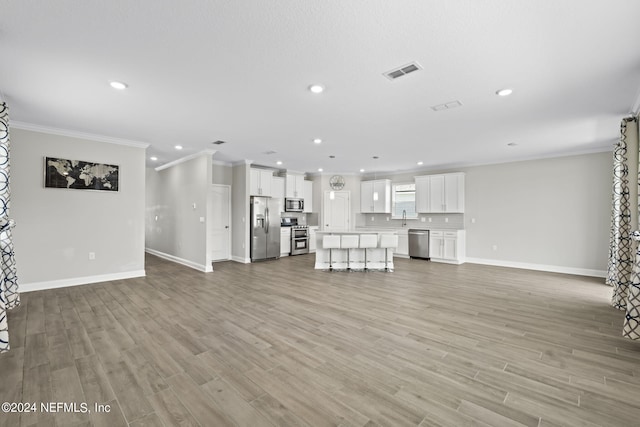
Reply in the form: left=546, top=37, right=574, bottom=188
left=1, top=254, right=638, bottom=426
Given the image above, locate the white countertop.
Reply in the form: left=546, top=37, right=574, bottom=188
left=316, top=229, right=398, bottom=234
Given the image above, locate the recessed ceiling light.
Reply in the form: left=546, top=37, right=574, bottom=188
left=496, top=88, right=513, bottom=97
left=313, top=138, right=322, bottom=144
left=109, top=81, right=128, bottom=90
left=276, top=161, right=283, bottom=165
left=150, top=156, right=158, bottom=161
left=309, top=84, right=324, bottom=94
left=359, top=169, right=365, bottom=173
left=318, top=168, right=323, bottom=172
left=175, top=145, right=183, bottom=150
left=417, top=161, right=423, bottom=165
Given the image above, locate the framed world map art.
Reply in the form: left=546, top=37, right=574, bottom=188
left=44, top=157, right=119, bottom=191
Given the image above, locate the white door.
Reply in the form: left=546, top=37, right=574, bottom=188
left=208, top=185, right=231, bottom=262
left=323, top=191, right=350, bottom=231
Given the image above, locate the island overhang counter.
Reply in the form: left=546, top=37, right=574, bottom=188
left=314, top=230, right=398, bottom=270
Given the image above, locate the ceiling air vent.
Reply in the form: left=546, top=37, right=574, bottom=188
left=431, top=100, right=463, bottom=112
left=383, top=62, right=422, bottom=81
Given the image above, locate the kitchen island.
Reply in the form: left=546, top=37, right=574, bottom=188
left=315, top=230, right=398, bottom=270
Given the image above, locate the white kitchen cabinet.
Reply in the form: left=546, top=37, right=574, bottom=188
left=360, top=179, right=391, bottom=213
left=429, top=229, right=465, bottom=264
left=396, top=229, right=409, bottom=257
left=280, top=227, right=291, bottom=256
left=286, top=174, right=305, bottom=198
left=272, top=176, right=285, bottom=212
left=303, top=180, right=313, bottom=212
left=415, top=172, right=464, bottom=213
left=414, top=176, right=430, bottom=213
left=250, top=168, right=274, bottom=196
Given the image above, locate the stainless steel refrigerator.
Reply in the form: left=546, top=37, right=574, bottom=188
left=250, top=196, right=281, bottom=261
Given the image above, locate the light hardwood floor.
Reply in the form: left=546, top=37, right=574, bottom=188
left=1, top=254, right=639, bottom=427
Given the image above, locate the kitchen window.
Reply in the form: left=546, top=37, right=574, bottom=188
left=392, top=183, right=418, bottom=219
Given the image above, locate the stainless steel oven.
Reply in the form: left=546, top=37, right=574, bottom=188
left=290, top=226, right=309, bottom=255
left=285, top=198, right=304, bottom=212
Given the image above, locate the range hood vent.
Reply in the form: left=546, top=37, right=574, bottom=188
left=384, top=62, right=422, bottom=80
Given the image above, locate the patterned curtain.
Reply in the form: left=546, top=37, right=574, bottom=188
left=608, top=116, right=640, bottom=340
left=0, top=102, right=19, bottom=353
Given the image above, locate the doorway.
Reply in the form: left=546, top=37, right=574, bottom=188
left=323, top=191, right=350, bottom=231
left=208, top=184, right=231, bottom=263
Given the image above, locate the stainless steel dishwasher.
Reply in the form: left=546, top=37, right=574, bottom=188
left=408, top=229, right=430, bottom=260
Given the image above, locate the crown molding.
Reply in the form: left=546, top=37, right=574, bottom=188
left=11, top=121, right=150, bottom=148
left=155, top=149, right=217, bottom=171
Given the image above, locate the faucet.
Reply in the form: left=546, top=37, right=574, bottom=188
left=402, top=209, right=407, bottom=227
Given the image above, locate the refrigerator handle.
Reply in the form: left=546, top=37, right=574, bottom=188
left=265, top=207, right=269, bottom=234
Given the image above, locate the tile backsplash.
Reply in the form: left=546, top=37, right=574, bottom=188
left=357, top=213, right=464, bottom=230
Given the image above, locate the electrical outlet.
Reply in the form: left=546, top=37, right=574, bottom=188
left=386, top=217, right=390, bottom=221
left=471, top=218, right=476, bottom=224
left=428, top=217, right=432, bottom=222
left=421, top=217, right=425, bottom=222
left=492, top=245, right=498, bottom=251
left=445, top=217, right=449, bottom=223
left=88, top=252, right=95, bottom=260
left=199, top=217, right=205, bottom=223
left=371, top=216, right=375, bottom=221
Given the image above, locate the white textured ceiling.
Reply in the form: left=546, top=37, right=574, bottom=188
left=1, top=1, right=639, bottom=174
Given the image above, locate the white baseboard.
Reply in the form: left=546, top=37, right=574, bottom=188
left=21, top=270, right=146, bottom=293
left=231, top=255, right=251, bottom=264
left=465, top=257, right=606, bottom=278
left=145, top=248, right=213, bottom=272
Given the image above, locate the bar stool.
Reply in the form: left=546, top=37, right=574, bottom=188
left=322, top=235, right=341, bottom=271
left=379, top=234, right=398, bottom=272
left=341, top=235, right=359, bottom=270
left=359, top=234, right=378, bottom=271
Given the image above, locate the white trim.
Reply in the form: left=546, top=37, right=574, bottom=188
left=145, top=248, right=213, bottom=272
left=465, top=257, right=606, bottom=278
left=11, top=121, right=150, bottom=148
left=233, top=159, right=253, bottom=166
left=363, top=147, right=615, bottom=178
left=209, top=184, right=232, bottom=263
left=21, top=270, right=146, bottom=293
left=231, top=255, right=251, bottom=263
left=155, top=150, right=217, bottom=171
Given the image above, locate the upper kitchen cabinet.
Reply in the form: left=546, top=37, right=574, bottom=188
left=272, top=176, right=285, bottom=212
left=250, top=168, right=274, bottom=196
left=303, top=180, right=313, bottom=212
left=415, top=172, right=465, bottom=213
left=360, top=179, right=391, bottom=213
left=285, top=174, right=305, bottom=198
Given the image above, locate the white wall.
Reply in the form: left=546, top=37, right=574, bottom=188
left=145, top=154, right=211, bottom=271
left=362, top=151, right=612, bottom=275
left=463, top=152, right=611, bottom=274
left=12, top=128, right=146, bottom=289
left=231, top=163, right=250, bottom=262
left=212, top=162, right=233, bottom=186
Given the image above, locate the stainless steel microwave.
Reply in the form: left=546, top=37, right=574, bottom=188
left=285, top=198, right=304, bottom=212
